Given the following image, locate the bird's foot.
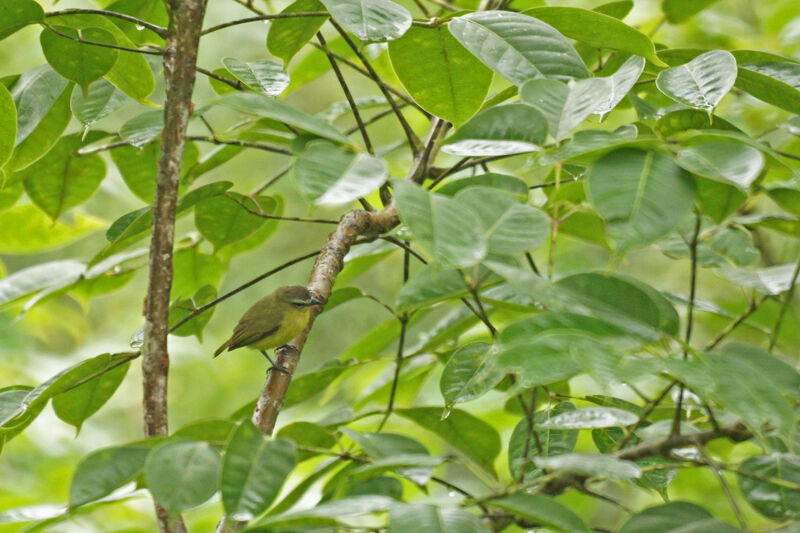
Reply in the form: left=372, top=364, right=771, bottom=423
left=278, top=344, right=300, bottom=353
left=261, top=350, right=292, bottom=375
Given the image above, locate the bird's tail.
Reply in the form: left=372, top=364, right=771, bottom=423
left=213, top=339, right=230, bottom=358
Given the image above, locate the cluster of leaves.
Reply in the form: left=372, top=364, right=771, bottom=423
left=1, top=0, right=800, bottom=531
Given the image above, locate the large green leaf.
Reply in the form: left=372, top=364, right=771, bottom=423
left=508, top=401, right=579, bottom=483
left=594, top=55, right=645, bottom=119
left=52, top=360, right=130, bottom=434
left=738, top=454, right=800, bottom=521
left=0, top=0, right=43, bottom=40
left=490, top=493, right=591, bottom=533
left=525, top=7, right=663, bottom=65
left=539, top=407, right=637, bottom=429
left=736, top=62, right=800, bottom=115
left=397, top=407, right=500, bottom=475
left=454, top=187, right=550, bottom=254
left=620, top=502, right=738, bottom=532
left=440, top=342, right=504, bottom=409
left=656, top=51, right=737, bottom=114
left=119, top=110, right=163, bottom=148
left=144, top=439, right=221, bottom=514
left=395, top=265, right=471, bottom=312
left=194, top=194, right=276, bottom=249
left=441, top=103, right=548, bottom=156
left=594, top=1, right=634, bottom=19
left=535, top=453, right=641, bottom=480
left=520, top=77, right=610, bottom=141
left=168, top=285, right=217, bottom=340
left=69, top=445, right=151, bottom=508
left=252, top=495, right=395, bottom=529
left=294, top=141, right=387, bottom=205
left=341, top=428, right=432, bottom=484
left=40, top=26, right=119, bottom=96
left=435, top=173, right=528, bottom=199
left=0, top=205, right=101, bottom=254
left=662, top=0, right=720, bottom=23
left=16, top=132, right=107, bottom=220
left=221, top=92, right=349, bottom=143
left=389, top=25, right=492, bottom=125
left=10, top=65, right=69, bottom=145
left=448, top=11, right=589, bottom=85
left=221, top=421, right=296, bottom=521
left=8, top=80, right=72, bottom=172
left=389, top=504, right=490, bottom=533
left=716, top=263, right=800, bottom=295
left=0, top=260, right=84, bottom=306
left=0, top=83, right=15, bottom=167
left=47, top=13, right=156, bottom=102
left=222, top=58, right=289, bottom=97
left=675, top=141, right=764, bottom=190
left=266, top=0, right=328, bottom=65
left=71, top=79, right=129, bottom=128
left=393, top=180, right=486, bottom=268
left=319, top=0, right=411, bottom=42
left=587, top=148, right=696, bottom=251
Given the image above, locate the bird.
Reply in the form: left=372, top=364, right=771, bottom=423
left=213, top=285, right=323, bottom=373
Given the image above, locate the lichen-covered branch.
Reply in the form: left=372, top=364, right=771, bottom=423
left=141, top=0, right=205, bottom=531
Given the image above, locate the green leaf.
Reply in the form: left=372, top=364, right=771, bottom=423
left=221, top=421, right=296, bottom=521
left=594, top=1, right=634, bottom=19
left=168, top=285, right=217, bottom=340
left=283, top=359, right=357, bottom=408
left=490, top=493, right=591, bottom=533
left=656, top=51, right=737, bottom=115
left=675, top=141, right=764, bottom=190
left=221, top=92, right=349, bottom=144
left=520, top=78, right=610, bottom=142
left=0, top=387, right=32, bottom=425
left=144, top=439, right=221, bottom=514
left=395, top=265, right=470, bottom=311
left=171, top=247, right=225, bottom=299
left=393, top=180, right=486, bottom=268
left=276, top=422, right=335, bottom=461
left=194, top=194, right=276, bottom=249
left=535, top=453, right=642, bottom=480
left=435, top=173, right=528, bottom=199
left=388, top=25, right=492, bottom=125
left=454, top=187, right=550, bottom=254
left=319, top=0, right=411, bottom=42
left=69, top=445, right=151, bottom=508
left=620, top=502, right=739, bottom=532
left=183, top=144, right=243, bottom=185
left=266, top=0, right=328, bottom=65
left=222, top=58, right=289, bottom=97
left=10, top=65, right=69, bottom=146
left=110, top=142, right=159, bottom=202
left=440, top=342, right=505, bottom=408
left=8, top=82, right=72, bottom=172
left=119, top=110, right=164, bottom=148
left=252, top=495, right=396, bottom=529
left=0, top=181, right=22, bottom=211
left=0, top=205, right=101, bottom=254
left=594, top=55, right=645, bottom=118
left=52, top=360, right=130, bottom=433
left=508, top=401, right=579, bottom=483
left=716, top=263, right=800, bottom=295
left=662, top=0, right=720, bottom=23
left=71, top=79, right=129, bottom=128
left=389, top=504, right=490, bottom=533
left=736, top=62, right=800, bottom=115
left=47, top=13, right=156, bottom=102
left=587, top=148, right=696, bottom=251
left=40, top=26, right=119, bottom=96
left=738, top=454, right=800, bottom=521
left=173, top=419, right=236, bottom=446
left=294, top=141, right=388, bottom=205
left=539, top=407, right=638, bottom=429
left=654, top=108, right=741, bottom=138
left=0, top=0, right=43, bottom=40
left=442, top=103, right=548, bottom=156
left=448, top=11, right=589, bottom=85
left=16, top=132, right=107, bottom=220
left=341, top=428, right=433, bottom=484
left=397, top=407, right=500, bottom=475
left=661, top=223, right=760, bottom=268
left=0, top=83, right=15, bottom=167
left=524, top=7, right=663, bottom=66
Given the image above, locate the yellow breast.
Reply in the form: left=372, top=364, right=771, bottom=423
left=253, top=307, right=311, bottom=350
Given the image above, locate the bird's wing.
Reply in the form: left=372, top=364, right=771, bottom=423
left=227, top=318, right=280, bottom=351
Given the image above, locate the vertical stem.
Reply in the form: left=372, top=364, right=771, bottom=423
left=142, top=0, right=205, bottom=531
left=672, top=211, right=702, bottom=437
left=768, top=255, right=800, bottom=352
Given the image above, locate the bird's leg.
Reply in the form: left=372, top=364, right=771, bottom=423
left=278, top=344, right=300, bottom=353
left=260, top=350, right=291, bottom=375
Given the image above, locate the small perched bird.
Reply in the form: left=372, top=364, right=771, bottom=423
left=214, top=285, right=322, bottom=373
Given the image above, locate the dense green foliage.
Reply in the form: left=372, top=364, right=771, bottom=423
left=1, top=0, right=800, bottom=531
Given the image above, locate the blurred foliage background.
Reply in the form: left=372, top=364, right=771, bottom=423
left=1, top=0, right=800, bottom=531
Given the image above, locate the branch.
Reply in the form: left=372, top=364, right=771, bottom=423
left=768, top=254, right=800, bottom=352
left=41, top=22, right=164, bottom=55
left=46, top=8, right=168, bottom=37
left=201, top=11, right=329, bottom=35
left=197, top=66, right=244, bottom=90
left=185, top=135, right=293, bottom=156
left=141, top=1, right=205, bottom=530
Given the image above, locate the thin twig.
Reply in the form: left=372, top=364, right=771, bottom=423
left=41, top=22, right=164, bottom=55
left=226, top=194, right=339, bottom=224
left=377, top=315, right=408, bottom=431
left=252, top=165, right=291, bottom=195
left=317, top=32, right=373, bottom=154
left=768, top=255, right=800, bottom=352
left=186, top=135, right=293, bottom=156
left=197, top=66, right=244, bottom=90
left=46, top=8, right=168, bottom=37
left=705, top=295, right=768, bottom=350
left=697, top=446, right=751, bottom=532
left=672, top=211, right=702, bottom=437
left=201, top=11, right=328, bottom=34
